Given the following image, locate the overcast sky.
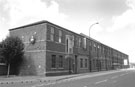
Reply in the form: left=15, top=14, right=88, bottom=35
left=0, top=0, right=135, bottom=63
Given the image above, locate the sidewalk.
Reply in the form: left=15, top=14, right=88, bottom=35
left=0, top=69, right=129, bottom=85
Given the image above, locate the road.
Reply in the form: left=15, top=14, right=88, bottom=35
left=0, top=69, right=135, bottom=87
left=34, top=69, right=135, bottom=87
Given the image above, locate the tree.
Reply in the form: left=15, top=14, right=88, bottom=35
left=0, top=36, right=24, bottom=77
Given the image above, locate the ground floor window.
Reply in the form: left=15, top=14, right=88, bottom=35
left=80, top=58, right=83, bottom=68
left=85, top=59, right=88, bottom=68
left=51, top=55, right=56, bottom=68
left=59, top=55, right=63, bottom=68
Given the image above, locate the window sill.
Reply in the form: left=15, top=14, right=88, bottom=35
left=0, top=63, right=6, bottom=65
left=58, top=68, right=64, bottom=69
left=51, top=68, right=57, bottom=69
left=80, top=67, right=88, bottom=69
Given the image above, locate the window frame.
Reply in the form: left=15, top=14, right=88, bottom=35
left=58, top=55, right=63, bottom=68
left=51, top=55, right=56, bottom=68
left=50, top=27, right=54, bottom=41
left=80, top=58, right=83, bottom=68
left=58, top=30, right=62, bottom=43
left=85, top=59, right=88, bottom=68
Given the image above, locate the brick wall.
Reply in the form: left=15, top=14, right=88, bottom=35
left=10, top=23, right=47, bottom=76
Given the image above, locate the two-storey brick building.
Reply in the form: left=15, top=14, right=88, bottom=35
left=9, top=20, right=129, bottom=76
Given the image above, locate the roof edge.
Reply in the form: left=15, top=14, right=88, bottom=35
left=9, top=20, right=48, bottom=31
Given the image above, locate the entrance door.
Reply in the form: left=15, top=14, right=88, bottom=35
left=89, top=60, right=91, bottom=72
left=74, top=55, right=78, bottom=74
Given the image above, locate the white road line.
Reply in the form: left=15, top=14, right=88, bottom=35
left=62, top=80, right=66, bottom=82
left=50, top=82, right=56, bottom=85
left=84, top=86, right=87, bottom=87
left=120, top=74, right=126, bottom=76
left=113, top=80, right=117, bottom=83
left=57, top=81, right=62, bottom=84
left=111, top=76, right=118, bottom=79
left=33, top=82, right=56, bottom=87
left=95, top=79, right=108, bottom=84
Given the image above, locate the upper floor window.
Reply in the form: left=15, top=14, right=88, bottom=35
left=58, top=30, right=62, bottom=43
left=75, top=37, right=79, bottom=47
left=83, top=38, right=87, bottom=49
left=50, top=27, right=54, bottom=41
left=66, top=35, right=74, bottom=54
left=78, top=38, right=81, bottom=48
left=93, top=43, right=96, bottom=52
left=89, top=40, right=92, bottom=46
left=94, top=43, right=96, bottom=47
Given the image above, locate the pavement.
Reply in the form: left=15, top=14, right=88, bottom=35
left=0, top=68, right=130, bottom=86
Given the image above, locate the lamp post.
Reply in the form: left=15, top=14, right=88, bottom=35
left=89, top=22, right=99, bottom=38
left=89, top=22, right=99, bottom=72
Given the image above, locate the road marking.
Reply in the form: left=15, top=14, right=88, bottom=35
left=66, top=79, right=71, bottom=81
left=84, top=86, right=87, bottom=87
left=112, top=80, right=117, bottom=83
left=111, top=76, right=118, bottom=79
left=50, top=82, right=56, bottom=85
left=57, top=81, right=62, bottom=84
left=95, top=79, right=108, bottom=84
left=62, top=80, right=66, bottom=82
left=126, top=73, right=129, bottom=74
left=120, top=74, right=126, bottom=76
left=32, top=82, right=57, bottom=87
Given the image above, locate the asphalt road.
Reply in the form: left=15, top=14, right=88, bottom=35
left=34, top=69, right=135, bottom=87
left=1, top=69, right=135, bottom=87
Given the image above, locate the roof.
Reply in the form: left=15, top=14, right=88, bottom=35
left=9, top=20, right=102, bottom=44
left=9, top=20, right=100, bottom=42
left=9, top=20, right=48, bottom=31
left=9, top=20, right=128, bottom=56
left=9, top=20, right=79, bottom=36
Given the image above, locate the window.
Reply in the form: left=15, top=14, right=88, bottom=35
left=94, top=43, right=96, bottom=47
left=85, top=59, right=88, bottom=68
left=89, top=40, right=92, bottom=46
left=80, top=58, right=83, bottom=68
left=98, top=45, right=100, bottom=49
left=78, top=38, right=81, bottom=48
left=58, top=30, right=62, bottom=43
left=75, top=37, right=79, bottom=47
left=59, top=56, right=63, bottom=68
left=94, top=43, right=97, bottom=51
left=66, top=35, right=74, bottom=54
left=83, top=38, right=86, bottom=49
left=51, top=55, right=56, bottom=68
left=50, top=27, right=54, bottom=41
left=66, top=38, right=69, bottom=53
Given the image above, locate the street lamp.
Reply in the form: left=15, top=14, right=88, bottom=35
left=89, top=22, right=99, bottom=72
left=89, top=22, right=99, bottom=38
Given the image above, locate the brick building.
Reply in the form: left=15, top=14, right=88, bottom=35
left=9, top=20, right=129, bottom=76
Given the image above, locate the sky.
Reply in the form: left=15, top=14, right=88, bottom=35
left=0, top=0, right=135, bottom=63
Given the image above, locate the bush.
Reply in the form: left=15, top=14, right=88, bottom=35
left=0, top=36, right=24, bottom=77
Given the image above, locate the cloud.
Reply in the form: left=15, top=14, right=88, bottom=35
left=95, top=0, right=129, bottom=15
left=105, top=1, right=135, bottom=62
left=55, top=0, right=129, bottom=17
left=0, top=18, right=9, bottom=41
left=107, top=4, right=135, bottom=32
left=0, top=0, right=68, bottom=41
left=5, top=0, right=67, bottom=28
